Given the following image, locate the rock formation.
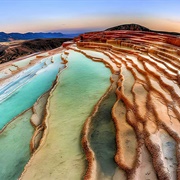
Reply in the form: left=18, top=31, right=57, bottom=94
left=74, top=29, right=180, bottom=180
left=0, top=38, right=72, bottom=64
left=0, top=26, right=180, bottom=180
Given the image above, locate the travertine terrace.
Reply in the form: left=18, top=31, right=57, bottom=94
left=73, top=30, right=180, bottom=180
left=0, top=29, right=180, bottom=180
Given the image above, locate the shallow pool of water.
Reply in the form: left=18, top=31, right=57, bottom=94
left=0, top=54, right=63, bottom=129
left=21, top=50, right=111, bottom=180
left=0, top=109, right=33, bottom=180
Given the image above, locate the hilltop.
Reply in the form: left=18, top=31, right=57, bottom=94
left=106, top=23, right=150, bottom=31
left=105, top=23, right=180, bottom=35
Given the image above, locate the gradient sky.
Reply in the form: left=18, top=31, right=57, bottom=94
left=1, top=0, right=180, bottom=33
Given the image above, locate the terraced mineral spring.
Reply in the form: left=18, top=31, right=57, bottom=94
left=20, top=50, right=111, bottom=179
left=0, top=109, right=33, bottom=180
left=0, top=54, right=64, bottom=129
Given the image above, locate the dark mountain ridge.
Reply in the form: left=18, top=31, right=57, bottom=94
left=106, top=23, right=150, bottom=31
left=0, top=32, right=78, bottom=42
left=106, top=23, right=180, bottom=36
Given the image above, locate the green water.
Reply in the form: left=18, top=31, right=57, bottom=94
left=0, top=109, right=33, bottom=180
left=0, top=54, right=63, bottom=129
left=21, top=50, right=111, bottom=180
left=89, top=87, right=118, bottom=178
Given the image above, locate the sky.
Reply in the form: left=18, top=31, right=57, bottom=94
left=1, top=0, right=180, bottom=34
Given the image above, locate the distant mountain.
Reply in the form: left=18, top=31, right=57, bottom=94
left=0, top=32, right=79, bottom=42
left=0, top=32, right=9, bottom=42
left=0, top=38, right=72, bottom=63
left=106, top=23, right=150, bottom=31
left=105, top=23, right=180, bottom=36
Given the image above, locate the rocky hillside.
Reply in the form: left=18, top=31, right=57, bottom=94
left=106, top=23, right=150, bottom=31
left=105, top=23, right=180, bottom=36
left=0, top=38, right=72, bottom=64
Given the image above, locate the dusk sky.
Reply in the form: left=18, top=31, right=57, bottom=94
left=1, top=0, right=180, bottom=34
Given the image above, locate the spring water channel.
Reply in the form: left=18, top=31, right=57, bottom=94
left=0, top=48, right=118, bottom=179
left=0, top=53, right=64, bottom=179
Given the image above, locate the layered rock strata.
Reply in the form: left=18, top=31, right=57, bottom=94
left=74, top=30, right=180, bottom=180
left=0, top=29, right=180, bottom=180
